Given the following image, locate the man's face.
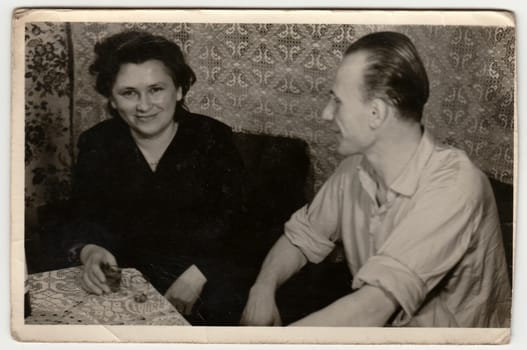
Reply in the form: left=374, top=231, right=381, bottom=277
left=322, top=52, right=375, bottom=156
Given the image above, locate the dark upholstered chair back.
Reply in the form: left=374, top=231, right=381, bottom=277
left=233, top=132, right=312, bottom=229
left=231, top=132, right=313, bottom=265
left=488, top=177, right=514, bottom=284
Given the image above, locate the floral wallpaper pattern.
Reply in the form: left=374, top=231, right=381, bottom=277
left=25, top=22, right=72, bottom=227
left=25, top=22, right=515, bottom=226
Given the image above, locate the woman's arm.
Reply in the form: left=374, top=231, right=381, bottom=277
left=65, top=130, right=119, bottom=261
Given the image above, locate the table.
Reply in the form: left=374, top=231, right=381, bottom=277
left=25, top=266, right=190, bottom=326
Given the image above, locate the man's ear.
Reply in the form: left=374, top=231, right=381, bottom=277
left=369, top=98, right=387, bottom=129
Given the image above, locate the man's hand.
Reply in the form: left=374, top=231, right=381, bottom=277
left=79, top=244, right=117, bottom=295
left=240, top=235, right=307, bottom=326
left=164, top=265, right=207, bottom=316
left=240, top=284, right=282, bottom=326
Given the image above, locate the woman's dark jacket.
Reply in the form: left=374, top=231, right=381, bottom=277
left=69, top=109, right=246, bottom=297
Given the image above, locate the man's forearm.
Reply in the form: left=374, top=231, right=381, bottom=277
left=252, top=235, right=308, bottom=291
left=290, top=285, right=398, bottom=327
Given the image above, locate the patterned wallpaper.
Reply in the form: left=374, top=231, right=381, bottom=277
left=25, top=22, right=515, bottom=222
left=25, top=22, right=73, bottom=227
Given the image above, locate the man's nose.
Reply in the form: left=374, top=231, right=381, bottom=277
left=321, top=101, right=335, bottom=121
left=136, top=93, right=152, bottom=112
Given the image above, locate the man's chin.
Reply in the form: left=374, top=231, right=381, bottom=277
left=336, top=144, right=353, bottom=156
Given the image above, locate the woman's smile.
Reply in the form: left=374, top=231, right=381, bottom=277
left=136, top=114, right=158, bottom=120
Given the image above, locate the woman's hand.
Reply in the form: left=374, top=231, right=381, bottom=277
left=240, top=285, right=282, bottom=326
left=164, top=265, right=207, bottom=316
left=79, top=244, right=117, bottom=295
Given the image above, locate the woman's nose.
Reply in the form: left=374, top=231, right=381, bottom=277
left=136, top=93, right=152, bottom=112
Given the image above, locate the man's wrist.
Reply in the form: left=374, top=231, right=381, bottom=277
left=250, top=280, right=277, bottom=298
left=253, top=270, right=281, bottom=292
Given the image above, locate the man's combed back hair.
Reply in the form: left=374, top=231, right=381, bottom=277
left=89, top=30, right=196, bottom=107
left=345, top=31, right=429, bottom=123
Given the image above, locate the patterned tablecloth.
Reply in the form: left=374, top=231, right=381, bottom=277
left=25, top=266, right=190, bottom=326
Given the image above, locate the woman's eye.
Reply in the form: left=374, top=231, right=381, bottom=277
left=120, top=90, right=137, bottom=98
left=150, top=86, right=164, bottom=94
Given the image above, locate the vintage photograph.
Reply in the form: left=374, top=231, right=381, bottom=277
left=12, top=9, right=515, bottom=344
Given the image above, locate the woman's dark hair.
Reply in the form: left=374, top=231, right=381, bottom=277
left=345, top=31, right=429, bottom=123
left=89, top=30, right=196, bottom=116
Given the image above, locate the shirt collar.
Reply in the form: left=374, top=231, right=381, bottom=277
left=389, top=128, right=436, bottom=197
left=357, top=128, right=436, bottom=198
left=357, top=160, right=378, bottom=203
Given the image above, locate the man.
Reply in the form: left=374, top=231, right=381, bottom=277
left=240, top=31, right=511, bottom=327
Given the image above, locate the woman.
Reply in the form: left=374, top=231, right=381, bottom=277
left=68, top=30, right=247, bottom=325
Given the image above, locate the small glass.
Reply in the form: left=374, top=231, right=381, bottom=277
left=128, top=274, right=149, bottom=303
left=100, top=263, right=122, bottom=293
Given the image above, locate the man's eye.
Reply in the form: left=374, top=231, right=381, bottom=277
left=150, top=86, right=164, bottom=93
left=328, top=93, right=340, bottom=105
left=329, top=96, right=340, bottom=107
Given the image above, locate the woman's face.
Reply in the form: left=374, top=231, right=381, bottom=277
left=110, top=59, right=182, bottom=139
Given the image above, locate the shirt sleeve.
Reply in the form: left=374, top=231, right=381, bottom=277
left=284, top=160, right=354, bottom=263
left=352, top=173, right=485, bottom=322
